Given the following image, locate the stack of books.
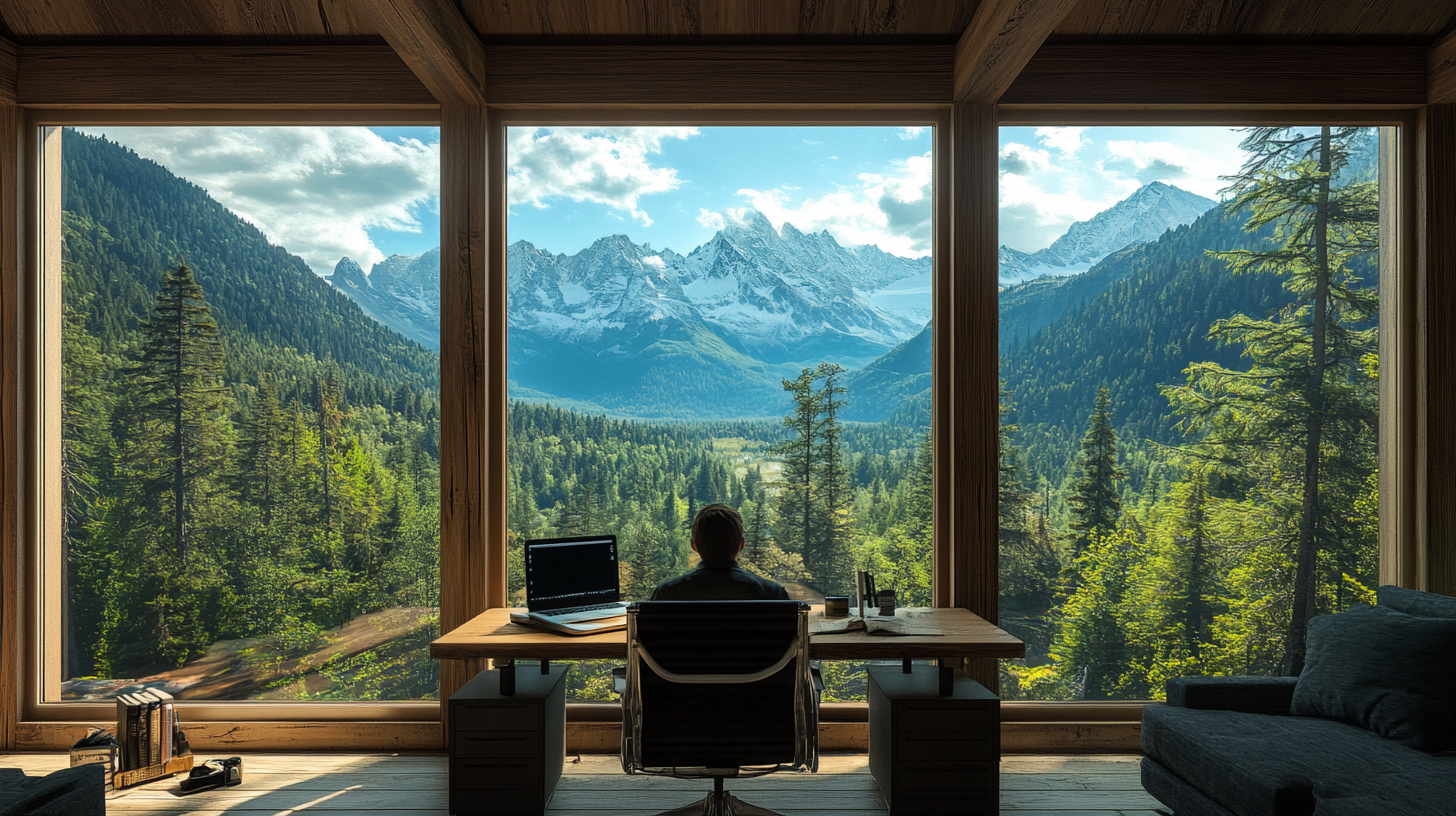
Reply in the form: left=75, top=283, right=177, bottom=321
left=114, top=689, right=177, bottom=772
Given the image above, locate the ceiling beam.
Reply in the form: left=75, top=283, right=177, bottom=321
left=954, top=0, right=1080, bottom=104
left=1429, top=27, right=1456, bottom=103
left=353, top=0, right=485, bottom=106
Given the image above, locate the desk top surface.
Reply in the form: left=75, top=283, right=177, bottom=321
left=431, top=606, right=1025, bottom=661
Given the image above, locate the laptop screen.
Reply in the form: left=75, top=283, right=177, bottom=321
left=524, top=535, right=621, bottom=612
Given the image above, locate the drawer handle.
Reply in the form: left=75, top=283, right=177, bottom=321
left=461, top=762, right=533, bottom=769
left=462, top=736, right=529, bottom=742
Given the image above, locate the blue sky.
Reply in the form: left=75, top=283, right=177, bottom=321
left=74, top=124, right=1254, bottom=275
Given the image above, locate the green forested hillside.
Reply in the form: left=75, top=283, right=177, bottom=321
left=1001, top=205, right=1291, bottom=489
left=62, top=129, right=439, bottom=406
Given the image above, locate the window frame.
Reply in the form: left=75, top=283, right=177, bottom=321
left=19, top=108, right=447, bottom=729
left=10, top=98, right=1425, bottom=744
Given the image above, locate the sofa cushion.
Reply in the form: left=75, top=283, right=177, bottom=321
left=1312, top=763, right=1456, bottom=816
left=1292, top=604, right=1456, bottom=751
left=1378, top=585, right=1456, bottom=619
left=1168, top=675, right=1298, bottom=715
left=1141, top=705, right=1434, bottom=816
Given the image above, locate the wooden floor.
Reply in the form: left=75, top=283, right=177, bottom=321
left=0, top=752, right=1163, bottom=814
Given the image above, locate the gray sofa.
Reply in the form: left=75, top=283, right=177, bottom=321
left=0, top=764, right=105, bottom=816
left=1141, top=586, right=1456, bottom=816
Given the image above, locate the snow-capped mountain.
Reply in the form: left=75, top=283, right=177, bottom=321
left=327, top=248, right=441, bottom=350
left=999, top=182, right=1215, bottom=285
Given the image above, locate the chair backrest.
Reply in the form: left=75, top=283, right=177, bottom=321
left=621, top=600, right=815, bottom=772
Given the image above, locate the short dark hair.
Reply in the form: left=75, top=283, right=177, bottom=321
left=692, top=503, right=744, bottom=562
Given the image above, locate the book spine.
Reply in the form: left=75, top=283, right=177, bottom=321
left=115, top=697, right=130, bottom=772
left=127, top=705, right=140, bottom=771
left=161, top=702, right=173, bottom=760
left=148, top=702, right=161, bottom=767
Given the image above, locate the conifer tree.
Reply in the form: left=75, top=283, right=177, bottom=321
left=1164, top=126, right=1379, bottom=673
left=772, top=369, right=818, bottom=558
left=810, top=362, right=854, bottom=594
left=1068, top=387, right=1125, bottom=559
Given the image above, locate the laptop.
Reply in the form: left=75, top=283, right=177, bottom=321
left=524, top=534, right=630, bottom=624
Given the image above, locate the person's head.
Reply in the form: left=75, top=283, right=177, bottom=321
left=691, top=503, right=745, bottom=562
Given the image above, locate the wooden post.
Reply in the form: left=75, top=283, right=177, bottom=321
left=1422, top=104, right=1456, bottom=596
left=949, top=101, right=1001, bottom=690
left=438, top=102, right=490, bottom=714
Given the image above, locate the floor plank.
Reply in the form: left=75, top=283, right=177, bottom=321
left=0, top=752, right=1156, bottom=814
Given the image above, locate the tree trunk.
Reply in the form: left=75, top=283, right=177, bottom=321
left=1286, top=126, right=1332, bottom=676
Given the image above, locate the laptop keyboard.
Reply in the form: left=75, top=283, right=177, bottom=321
left=543, top=602, right=626, bottom=617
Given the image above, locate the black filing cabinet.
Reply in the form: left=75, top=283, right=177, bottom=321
left=868, top=664, right=1000, bottom=815
left=449, top=665, right=567, bottom=815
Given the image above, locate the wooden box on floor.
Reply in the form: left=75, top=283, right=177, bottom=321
left=449, top=665, right=567, bottom=816
left=868, top=664, right=999, bottom=815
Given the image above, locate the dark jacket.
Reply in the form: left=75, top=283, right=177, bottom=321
left=649, top=560, right=790, bottom=601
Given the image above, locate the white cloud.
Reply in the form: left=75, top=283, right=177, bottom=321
left=642, top=255, right=666, bottom=269
left=898, top=126, right=927, bottom=141
left=734, top=151, right=933, bottom=258
left=999, top=142, right=1052, bottom=175
left=77, top=126, right=439, bottom=277
left=697, top=208, right=726, bottom=230
left=1035, top=126, right=1089, bottom=156
left=1097, top=137, right=1239, bottom=200
left=998, top=173, right=1121, bottom=252
left=507, top=127, right=698, bottom=228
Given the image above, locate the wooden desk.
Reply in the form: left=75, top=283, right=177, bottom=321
left=431, top=606, right=1026, bottom=662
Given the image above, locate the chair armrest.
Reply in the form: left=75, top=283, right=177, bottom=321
left=1166, top=676, right=1298, bottom=714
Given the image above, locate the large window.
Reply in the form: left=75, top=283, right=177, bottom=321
left=503, top=124, right=937, bottom=701
left=996, top=125, right=1385, bottom=700
left=51, top=125, right=442, bottom=701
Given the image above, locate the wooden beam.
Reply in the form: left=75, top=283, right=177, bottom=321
left=948, top=100, right=1000, bottom=691
left=954, top=0, right=1080, bottom=103
left=1430, top=28, right=1456, bottom=104
left=1002, top=45, right=1428, bottom=107
left=481, top=45, right=953, bottom=106
left=16, top=721, right=441, bottom=752
left=353, top=0, right=486, bottom=106
left=1423, top=105, right=1456, bottom=596
left=0, top=34, right=16, bottom=752
left=437, top=102, right=489, bottom=722
left=16, top=46, right=436, bottom=109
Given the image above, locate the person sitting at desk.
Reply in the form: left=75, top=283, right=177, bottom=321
left=650, top=503, right=790, bottom=601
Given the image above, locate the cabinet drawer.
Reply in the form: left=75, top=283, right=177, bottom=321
left=452, top=757, right=542, bottom=790
left=453, top=701, right=539, bottom=731
left=897, top=702, right=996, bottom=734
left=896, top=733, right=996, bottom=761
left=895, top=790, right=997, bottom=815
left=450, top=786, right=543, bottom=814
left=454, top=731, right=541, bottom=758
left=899, top=760, right=997, bottom=791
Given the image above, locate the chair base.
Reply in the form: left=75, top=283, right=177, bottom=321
left=654, top=791, right=787, bottom=816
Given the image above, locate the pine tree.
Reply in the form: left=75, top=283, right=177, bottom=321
left=810, top=362, right=854, bottom=594
left=1068, top=387, right=1125, bottom=559
left=128, top=264, right=229, bottom=564
left=1163, top=126, right=1379, bottom=674
left=772, top=369, right=818, bottom=559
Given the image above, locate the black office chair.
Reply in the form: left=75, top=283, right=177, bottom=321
left=619, top=600, right=819, bottom=816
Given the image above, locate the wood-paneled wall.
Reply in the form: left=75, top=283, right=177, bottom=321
left=0, top=35, right=18, bottom=751
left=1423, top=104, right=1456, bottom=596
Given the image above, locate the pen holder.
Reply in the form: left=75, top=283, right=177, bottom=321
left=877, top=590, right=897, bottom=616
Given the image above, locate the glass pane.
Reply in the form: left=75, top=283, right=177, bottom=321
left=505, top=125, right=935, bottom=701
left=59, top=126, right=442, bottom=700
left=996, top=126, right=1382, bottom=700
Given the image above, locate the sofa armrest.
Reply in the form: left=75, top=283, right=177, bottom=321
left=1166, top=676, right=1298, bottom=715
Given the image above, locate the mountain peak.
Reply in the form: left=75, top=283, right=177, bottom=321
left=999, top=182, right=1216, bottom=285
left=329, top=256, right=368, bottom=286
